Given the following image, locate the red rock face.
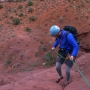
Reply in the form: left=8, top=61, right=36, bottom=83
left=0, top=0, right=90, bottom=90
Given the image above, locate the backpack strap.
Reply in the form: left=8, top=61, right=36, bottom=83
left=65, top=31, right=69, bottom=41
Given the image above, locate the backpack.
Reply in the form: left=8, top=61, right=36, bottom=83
left=63, top=26, right=80, bottom=45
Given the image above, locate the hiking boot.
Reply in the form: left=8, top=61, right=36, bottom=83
left=64, top=81, right=69, bottom=86
left=56, top=76, right=63, bottom=83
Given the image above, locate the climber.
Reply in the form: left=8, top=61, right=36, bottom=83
left=49, top=25, right=79, bottom=86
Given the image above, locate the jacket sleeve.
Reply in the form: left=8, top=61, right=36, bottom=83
left=67, top=33, right=79, bottom=56
left=52, top=38, right=60, bottom=48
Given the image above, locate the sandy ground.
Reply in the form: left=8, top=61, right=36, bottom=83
left=0, top=53, right=90, bottom=90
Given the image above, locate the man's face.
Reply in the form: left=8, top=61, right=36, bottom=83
left=54, top=32, right=60, bottom=38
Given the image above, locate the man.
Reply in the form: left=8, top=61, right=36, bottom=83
left=49, top=25, right=79, bottom=85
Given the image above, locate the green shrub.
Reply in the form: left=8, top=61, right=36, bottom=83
left=27, top=0, right=33, bottom=6
left=77, top=5, right=81, bottom=8
left=0, top=4, right=3, bottom=9
left=43, top=52, right=56, bottom=65
left=5, top=59, right=11, bottom=65
left=29, top=16, right=37, bottom=21
left=16, top=0, right=22, bottom=2
left=8, top=0, right=14, bottom=2
left=81, top=4, right=85, bottom=7
left=12, top=18, right=20, bottom=25
left=18, top=12, right=23, bottom=17
left=25, top=27, right=31, bottom=32
left=40, top=0, right=44, bottom=1
left=18, top=5, right=23, bottom=9
left=30, top=62, right=37, bottom=67
left=28, top=7, right=34, bottom=12
left=39, top=45, right=47, bottom=51
left=35, top=50, right=38, bottom=57
left=68, top=0, right=71, bottom=2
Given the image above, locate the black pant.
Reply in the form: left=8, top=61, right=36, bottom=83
left=56, top=52, right=73, bottom=81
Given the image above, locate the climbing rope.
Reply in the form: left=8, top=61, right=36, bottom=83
left=35, top=49, right=90, bottom=87
left=54, top=49, right=90, bottom=88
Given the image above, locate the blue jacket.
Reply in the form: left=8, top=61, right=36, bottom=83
left=53, top=30, right=79, bottom=56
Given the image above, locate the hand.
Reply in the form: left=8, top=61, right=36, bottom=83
left=70, top=56, right=74, bottom=61
left=52, top=47, right=55, bottom=50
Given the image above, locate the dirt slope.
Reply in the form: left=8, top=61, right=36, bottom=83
left=0, top=53, right=90, bottom=90
left=0, top=0, right=90, bottom=90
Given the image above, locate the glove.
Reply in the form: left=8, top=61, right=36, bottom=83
left=52, top=47, right=55, bottom=50
left=70, top=56, right=74, bottom=61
